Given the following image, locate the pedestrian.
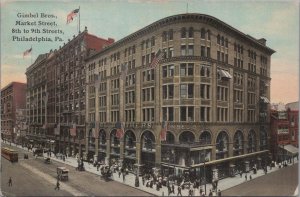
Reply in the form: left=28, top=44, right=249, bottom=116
left=240, top=171, right=242, bottom=178
left=122, top=172, right=126, bottom=182
left=250, top=175, right=252, bottom=180
left=218, top=189, right=221, bottom=197
left=54, top=180, right=60, bottom=190
left=118, top=170, right=121, bottom=178
left=168, top=184, right=171, bottom=196
left=8, top=177, right=12, bottom=187
left=177, top=185, right=182, bottom=196
left=209, top=189, right=213, bottom=196
left=245, top=174, right=247, bottom=181
left=172, top=184, right=175, bottom=194
left=188, top=187, right=193, bottom=196
left=142, top=176, right=145, bottom=185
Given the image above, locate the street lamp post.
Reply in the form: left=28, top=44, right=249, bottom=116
left=204, top=159, right=206, bottom=195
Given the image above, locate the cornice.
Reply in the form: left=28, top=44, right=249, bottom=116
left=88, top=13, right=275, bottom=61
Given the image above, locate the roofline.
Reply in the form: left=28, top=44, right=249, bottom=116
left=1, top=82, right=26, bottom=91
left=89, top=13, right=276, bottom=60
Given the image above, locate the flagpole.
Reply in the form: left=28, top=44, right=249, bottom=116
left=31, top=45, right=33, bottom=64
left=78, top=6, right=80, bottom=33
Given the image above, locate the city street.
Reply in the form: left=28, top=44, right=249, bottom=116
left=223, top=163, right=298, bottom=196
left=1, top=143, right=151, bottom=196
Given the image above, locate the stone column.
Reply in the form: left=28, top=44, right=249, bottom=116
left=105, top=138, right=111, bottom=165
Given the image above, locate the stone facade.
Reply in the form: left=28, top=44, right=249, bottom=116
left=85, top=13, right=275, bottom=180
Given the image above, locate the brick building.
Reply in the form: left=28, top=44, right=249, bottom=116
left=85, top=13, right=275, bottom=181
left=26, top=27, right=114, bottom=152
left=1, top=82, right=27, bottom=142
left=270, top=102, right=299, bottom=162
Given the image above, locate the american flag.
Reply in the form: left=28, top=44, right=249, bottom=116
left=160, top=120, right=168, bottom=141
left=115, top=122, right=124, bottom=139
left=23, top=47, right=32, bottom=58
left=149, top=49, right=163, bottom=68
left=120, top=63, right=128, bottom=81
left=67, top=8, right=79, bottom=24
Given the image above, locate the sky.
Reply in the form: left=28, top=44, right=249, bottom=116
left=0, top=0, right=299, bottom=104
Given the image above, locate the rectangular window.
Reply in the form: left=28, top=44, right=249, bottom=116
left=207, top=47, right=211, bottom=58
left=181, top=45, right=186, bottom=56
left=201, top=46, right=205, bottom=57
left=188, top=45, right=194, bottom=55
left=217, top=51, right=220, bottom=61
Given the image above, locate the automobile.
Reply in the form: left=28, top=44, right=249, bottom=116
left=57, top=167, right=69, bottom=181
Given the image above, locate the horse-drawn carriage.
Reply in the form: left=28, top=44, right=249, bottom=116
left=100, top=165, right=112, bottom=179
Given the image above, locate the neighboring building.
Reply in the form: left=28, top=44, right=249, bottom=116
left=1, top=82, right=27, bottom=142
left=85, top=13, right=275, bottom=182
left=15, top=108, right=27, bottom=145
left=270, top=102, right=298, bottom=163
left=26, top=27, right=114, bottom=154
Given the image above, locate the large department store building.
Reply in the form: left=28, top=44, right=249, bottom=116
left=26, top=28, right=114, bottom=154
left=85, top=13, right=275, bottom=182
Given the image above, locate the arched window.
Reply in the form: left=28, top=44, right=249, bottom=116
left=225, top=38, right=228, bottom=47
left=162, top=31, right=167, bottom=42
left=179, top=131, right=195, bottom=144
left=201, top=28, right=206, bottom=39
left=233, top=130, right=244, bottom=156
left=200, top=131, right=211, bottom=145
left=98, top=129, right=106, bottom=145
left=248, top=130, right=256, bottom=153
left=124, top=130, right=136, bottom=148
left=216, top=131, right=229, bottom=159
left=168, top=29, right=173, bottom=40
left=142, top=130, right=155, bottom=151
left=181, top=27, right=187, bottom=38
left=207, top=30, right=211, bottom=40
left=260, top=128, right=268, bottom=150
left=188, top=27, right=194, bottom=38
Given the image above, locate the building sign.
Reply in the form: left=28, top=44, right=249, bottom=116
left=277, top=128, right=289, bottom=135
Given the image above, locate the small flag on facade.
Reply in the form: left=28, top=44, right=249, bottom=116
left=23, top=47, right=32, bottom=58
left=160, top=120, right=168, bottom=141
left=116, top=122, right=124, bottom=139
left=67, top=8, right=80, bottom=24
left=149, top=49, right=163, bottom=68
left=120, top=63, right=128, bottom=81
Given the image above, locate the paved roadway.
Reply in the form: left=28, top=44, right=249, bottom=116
left=223, top=163, right=298, bottom=196
left=1, top=143, right=151, bottom=196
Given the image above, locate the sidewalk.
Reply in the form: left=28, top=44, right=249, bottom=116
left=4, top=141, right=299, bottom=196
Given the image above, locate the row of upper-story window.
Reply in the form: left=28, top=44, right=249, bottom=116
left=94, top=83, right=259, bottom=107
left=92, top=64, right=265, bottom=93
left=93, top=106, right=258, bottom=123
left=87, top=26, right=269, bottom=69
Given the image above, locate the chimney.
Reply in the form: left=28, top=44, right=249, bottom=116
left=258, top=38, right=266, bottom=46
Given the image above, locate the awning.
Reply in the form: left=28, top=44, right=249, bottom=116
left=218, top=69, right=232, bottom=79
left=260, top=96, right=270, bottom=104
left=280, top=144, right=298, bottom=156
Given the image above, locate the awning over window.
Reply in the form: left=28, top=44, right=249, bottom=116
left=260, top=96, right=270, bottom=104
left=279, top=144, right=299, bottom=155
left=218, top=69, right=232, bottom=79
